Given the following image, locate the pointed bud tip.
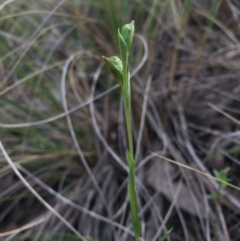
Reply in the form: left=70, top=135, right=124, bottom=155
left=102, top=56, right=110, bottom=62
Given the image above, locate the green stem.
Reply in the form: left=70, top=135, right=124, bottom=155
left=123, top=56, right=140, bottom=241
left=122, top=56, right=133, bottom=156
left=104, top=21, right=140, bottom=241
left=125, top=103, right=134, bottom=156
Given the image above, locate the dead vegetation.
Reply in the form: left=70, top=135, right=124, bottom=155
left=1, top=0, right=240, bottom=241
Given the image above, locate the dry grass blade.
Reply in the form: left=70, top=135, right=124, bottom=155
left=0, top=142, right=87, bottom=241
left=0, top=217, right=46, bottom=237
left=16, top=165, right=139, bottom=238
left=0, top=0, right=15, bottom=10
left=208, top=102, right=240, bottom=126
left=0, top=60, right=65, bottom=96
left=135, top=76, right=152, bottom=162
left=0, top=85, right=118, bottom=128
left=61, top=53, right=118, bottom=239
left=151, top=153, right=240, bottom=192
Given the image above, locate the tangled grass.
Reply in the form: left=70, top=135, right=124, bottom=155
left=1, top=0, right=240, bottom=241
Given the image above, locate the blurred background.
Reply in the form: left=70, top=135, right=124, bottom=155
left=1, top=0, right=240, bottom=240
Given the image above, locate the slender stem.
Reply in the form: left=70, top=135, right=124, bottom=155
left=123, top=56, right=140, bottom=241
left=123, top=57, right=133, bottom=156
left=116, top=23, right=140, bottom=241
left=124, top=92, right=134, bottom=156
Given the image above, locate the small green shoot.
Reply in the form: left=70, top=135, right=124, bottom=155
left=209, top=167, right=231, bottom=200
left=213, top=167, right=231, bottom=189
left=159, top=228, right=173, bottom=241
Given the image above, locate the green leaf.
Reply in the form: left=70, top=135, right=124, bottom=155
left=118, top=28, right=128, bottom=64
left=159, top=228, right=173, bottom=241
left=127, top=152, right=141, bottom=240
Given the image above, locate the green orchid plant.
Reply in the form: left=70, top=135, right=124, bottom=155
left=103, top=21, right=140, bottom=241
left=103, top=21, right=172, bottom=241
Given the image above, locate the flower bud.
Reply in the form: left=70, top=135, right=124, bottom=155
left=121, top=21, right=134, bottom=51
left=102, top=56, right=123, bottom=86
